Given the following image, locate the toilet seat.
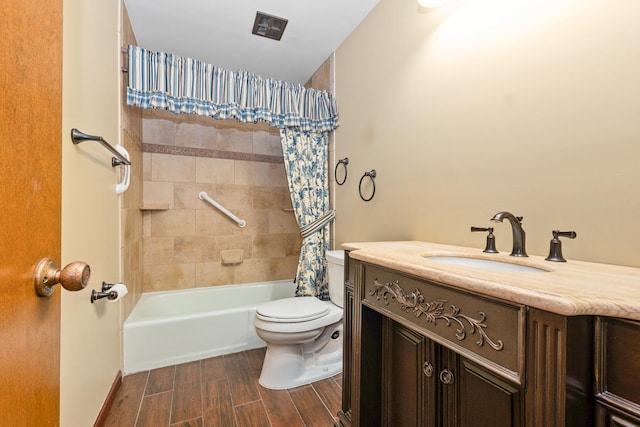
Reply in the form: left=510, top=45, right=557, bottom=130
left=256, top=297, right=329, bottom=323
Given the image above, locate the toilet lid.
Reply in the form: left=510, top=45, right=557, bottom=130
left=256, top=297, right=329, bottom=323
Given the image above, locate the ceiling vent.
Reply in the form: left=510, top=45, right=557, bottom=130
left=252, top=11, right=288, bottom=41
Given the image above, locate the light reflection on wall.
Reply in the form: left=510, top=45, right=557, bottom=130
left=428, top=0, right=577, bottom=59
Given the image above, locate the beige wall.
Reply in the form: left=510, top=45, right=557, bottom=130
left=335, top=0, right=640, bottom=267
left=61, top=0, right=122, bottom=425
left=141, top=112, right=301, bottom=292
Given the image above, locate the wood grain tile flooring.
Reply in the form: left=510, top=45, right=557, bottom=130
left=103, top=347, right=341, bottom=426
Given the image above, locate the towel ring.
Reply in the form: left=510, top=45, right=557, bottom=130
left=335, top=158, right=349, bottom=185
left=359, top=170, right=377, bottom=202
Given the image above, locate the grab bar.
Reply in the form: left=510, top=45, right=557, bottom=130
left=198, top=191, right=246, bottom=228
left=71, top=128, right=131, bottom=166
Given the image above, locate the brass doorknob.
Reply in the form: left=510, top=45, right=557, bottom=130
left=34, top=258, right=91, bottom=297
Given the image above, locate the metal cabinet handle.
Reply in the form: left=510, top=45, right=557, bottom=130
left=423, top=361, right=434, bottom=378
left=439, top=368, right=455, bottom=385
left=34, top=258, right=90, bottom=297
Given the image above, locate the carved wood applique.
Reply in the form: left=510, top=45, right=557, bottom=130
left=370, top=279, right=504, bottom=351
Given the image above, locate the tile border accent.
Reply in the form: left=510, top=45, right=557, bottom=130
left=143, top=143, right=284, bottom=164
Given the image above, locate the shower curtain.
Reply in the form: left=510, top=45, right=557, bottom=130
left=280, top=129, right=334, bottom=300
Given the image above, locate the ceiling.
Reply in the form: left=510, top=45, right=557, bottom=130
left=124, top=0, right=380, bottom=85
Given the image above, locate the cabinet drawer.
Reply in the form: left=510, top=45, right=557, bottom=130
left=362, top=264, right=525, bottom=384
left=596, top=318, right=640, bottom=415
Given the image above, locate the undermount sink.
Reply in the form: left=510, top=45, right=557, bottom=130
left=425, top=256, right=548, bottom=273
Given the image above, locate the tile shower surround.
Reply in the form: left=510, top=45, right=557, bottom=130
left=141, top=116, right=302, bottom=293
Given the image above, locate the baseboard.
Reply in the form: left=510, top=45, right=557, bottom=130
left=93, top=370, right=122, bottom=427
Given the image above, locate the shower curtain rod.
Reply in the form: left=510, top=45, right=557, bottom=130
left=121, top=47, right=129, bottom=73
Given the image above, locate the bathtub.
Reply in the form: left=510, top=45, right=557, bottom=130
left=123, top=280, right=295, bottom=373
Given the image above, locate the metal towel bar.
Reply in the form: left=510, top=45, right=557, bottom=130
left=71, top=128, right=131, bottom=166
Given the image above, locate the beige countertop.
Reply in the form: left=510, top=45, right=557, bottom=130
left=342, top=241, right=640, bottom=321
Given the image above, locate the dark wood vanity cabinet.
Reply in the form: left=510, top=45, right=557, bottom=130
left=336, top=253, right=638, bottom=427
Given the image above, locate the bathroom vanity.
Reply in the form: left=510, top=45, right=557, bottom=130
left=336, top=241, right=640, bottom=427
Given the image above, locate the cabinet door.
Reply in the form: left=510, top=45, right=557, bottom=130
left=596, top=402, right=640, bottom=427
left=383, top=320, right=437, bottom=427
left=457, top=358, right=523, bottom=427
left=596, top=318, right=640, bottom=416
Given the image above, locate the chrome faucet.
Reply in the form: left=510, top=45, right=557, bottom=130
left=490, top=211, right=528, bottom=257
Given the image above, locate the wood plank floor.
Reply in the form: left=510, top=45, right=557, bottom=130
left=102, top=347, right=341, bottom=427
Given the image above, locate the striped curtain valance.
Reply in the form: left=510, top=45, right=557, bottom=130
left=126, top=45, right=339, bottom=132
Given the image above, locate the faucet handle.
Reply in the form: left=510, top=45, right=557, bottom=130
left=471, top=226, right=498, bottom=254
left=545, top=230, right=577, bottom=262
left=554, top=230, right=577, bottom=239
left=516, top=216, right=523, bottom=223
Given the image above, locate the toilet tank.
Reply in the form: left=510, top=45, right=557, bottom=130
left=326, top=250, right=345, bottom=308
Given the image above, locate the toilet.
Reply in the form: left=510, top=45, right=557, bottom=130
left=254, top=250, right=344, bottom=390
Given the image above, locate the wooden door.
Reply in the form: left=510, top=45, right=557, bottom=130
left=0, top=0, right=63, bottom=425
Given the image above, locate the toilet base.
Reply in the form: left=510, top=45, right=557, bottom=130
left=258, top=323, right=342, bottom=390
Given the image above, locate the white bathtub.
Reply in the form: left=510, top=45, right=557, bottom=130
left=123, top=280, right=295, bottom=373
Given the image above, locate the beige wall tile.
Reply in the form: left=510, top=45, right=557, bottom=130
left=151, top=210, right=195, bottom=237
left=195, top=261, right=236, bottom=287
left=213, top=235, right=253, bottom=259
left=268, top=163, right=289, bottom=188
left=253, top=234, right=291, bottom=258
left=269, top=210, right=299, bottom=234
left=253, top=186, right=289, bottom=210
left=235, top=160, right=287, bottom=186
left=145, top=263, right=195, bottom=292
left=143, top=118, right=176, bottom=146
left=195, top=157, right=235, bottom=185
left=173, top=235, right=217, bottom=263
left=151, top=153, right=196, bottom=182
left=269, top=256, right=300, bottom=280
left=253, top=131, right=282, bottom=156
left=213, top=183, right=253, bottom=210
left=143, top=152, right=152, bottom=181
left=308, top=55, right=332, bottom=92
left=235, top=258, right=272, bottom=283
left=195, top=209, right=238, bottom=236
left=128, top=239, right=142, bottom=277
left=215, top=128, right=253, bottom=153
left=123, top=207, right=142, bottom=245
left=143, top=236, right=174, bottom=265
left=233, top=160, right=256, bottom=186
left=142, top=211, right=152, bottom=238
left=175, top=182, right=215, bottom=209
left=143, top=180, right=175, bottom=207
left=285, top=233, right=302, bottom=257
left=175, top=121, right=216, bottom=149
left=238, top=209, right=270, bottom=236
